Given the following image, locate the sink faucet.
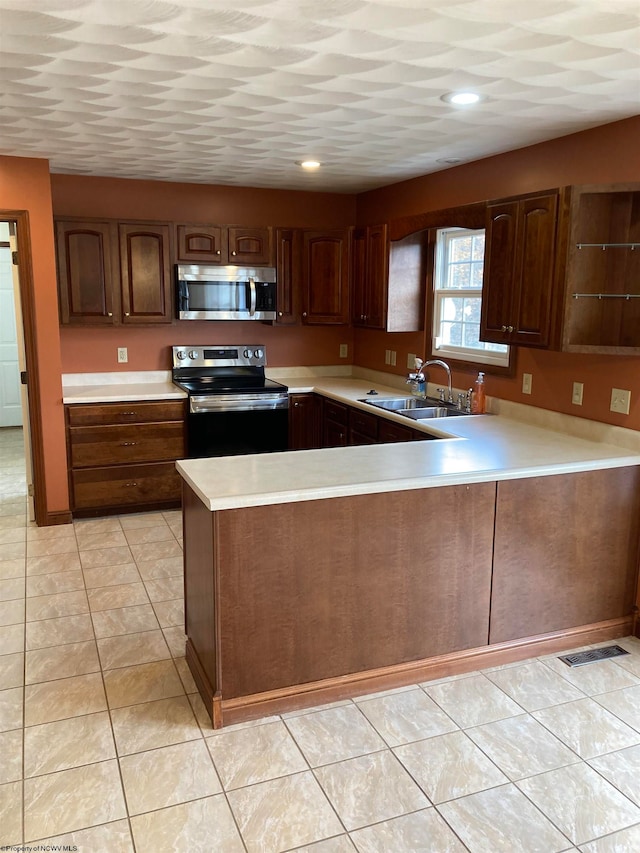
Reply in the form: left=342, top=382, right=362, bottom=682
left=407, top=358, right=453, bottom=404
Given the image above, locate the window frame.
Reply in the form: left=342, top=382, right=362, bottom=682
left=430, top=226, right=512, bottom=372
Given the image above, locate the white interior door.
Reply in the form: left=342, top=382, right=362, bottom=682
left=0, top=227, right=22, bottom=427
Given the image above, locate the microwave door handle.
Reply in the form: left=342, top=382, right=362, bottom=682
left=248, top=277, right=256, bottom=316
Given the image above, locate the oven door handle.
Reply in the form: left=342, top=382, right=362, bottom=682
left=248, top=277, right=257, bottom=317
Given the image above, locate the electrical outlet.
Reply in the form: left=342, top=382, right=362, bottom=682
left=610, top=388, right=631, bottom=415
left=407, top=353, right=417, bottom=369
left=522, top=373, right=532, bottom=395
left=389, top=350, right=397, bottom=366
left=572, top=382, right=584, bottom=406
left=339, top=343, right=348, bottom=358
left=117, top=347, right=128, bottom=364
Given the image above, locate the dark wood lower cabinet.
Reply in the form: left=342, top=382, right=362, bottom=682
left=66, top=400, right=185, bottom=516
left=288, top=394, right=321, bottom=450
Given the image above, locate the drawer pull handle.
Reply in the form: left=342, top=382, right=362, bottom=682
left=121, top=412, right=137, bottom=416
left=124, top=482, right=138, bottom=487
left=120, top=442, right=137, bottom=446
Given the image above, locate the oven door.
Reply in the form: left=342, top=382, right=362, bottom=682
left=186, top=407, right=289, bottom=458
left=176, top=265, right=276, bottom=320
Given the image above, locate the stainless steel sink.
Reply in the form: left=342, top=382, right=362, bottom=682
left=358, top=397, right=424, bottom=410
left=358, top=396, right=474, bottom=420
left=401, top=407, right=468, bottom=420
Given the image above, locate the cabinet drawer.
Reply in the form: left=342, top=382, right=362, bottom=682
left=69, top=422, right=185, bottom=467
left=323, top=399, right=348, bottom=425
left=71, top=462, right=182, bottom=509
left=349, top=408, right=378, bottom=441
left=67, top=401, right=185, bottom=426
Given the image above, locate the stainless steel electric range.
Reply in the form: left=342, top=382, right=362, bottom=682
left=172, top=345, right=289, bottom=458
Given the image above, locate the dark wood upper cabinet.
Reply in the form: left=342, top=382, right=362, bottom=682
left=352, top=224, right=425, bottom=332
left=176, top=224, right=272, bottom=265
left=302, top=229, right=351, bottom=325
left=227, top=226, right=273, bottom=265
left=481, top=191, right=559, bottom=348
left=275, top=227, right=301, bottom=324
left=57, top=218, right=173, bottom=325
left=176, top=225, right=223, bottom=263
left=119, top=224, right=173, bottom=324
left=56, top=220, right=118, bottom=325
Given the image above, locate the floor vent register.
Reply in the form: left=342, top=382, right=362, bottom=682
left=558, top=645, right=630, bottom=668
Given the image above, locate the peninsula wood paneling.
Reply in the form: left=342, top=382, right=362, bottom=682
left=490, top=468, right=640, bottom=643
left=214, top=483, right=495, bottom=699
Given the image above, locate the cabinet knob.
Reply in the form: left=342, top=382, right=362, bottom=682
left=216, top=249, right=221, bottom=255
left=124, top=482, right=138, bottom=487
left=507, top=325, right=514, bottom=332
left=108, top=312, right=113, bottom=317
left=124, top=312, right=130, bottom=317
left=501, top=325, right=507, bottom=332
left=231, top=250, right=237, bottom=256
left=278, top=312, right=283, bottom=316
left=302, top=312, right=307, bottom=317
left=293, top=402, right=300, bottom=407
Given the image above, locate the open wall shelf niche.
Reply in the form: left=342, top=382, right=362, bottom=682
left=563, top=186, right=640, bottom=354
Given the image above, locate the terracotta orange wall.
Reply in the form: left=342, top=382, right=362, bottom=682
left=52, top=174, right=356, bottom=372
left=0, top=156, right=68, bottom=514
left=354, top=116, right=640, bottom=430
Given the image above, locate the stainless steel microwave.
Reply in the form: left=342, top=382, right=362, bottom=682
left=176, top=264, right=277, bottom=321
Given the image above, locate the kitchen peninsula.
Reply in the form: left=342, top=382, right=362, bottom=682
left=176, top=378, right=640, bottom=728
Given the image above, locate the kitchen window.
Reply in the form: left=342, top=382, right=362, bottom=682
left=432, top=227, right=510, bottom=368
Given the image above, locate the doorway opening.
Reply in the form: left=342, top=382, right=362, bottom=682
left=0, top=219, right=35, bottom=521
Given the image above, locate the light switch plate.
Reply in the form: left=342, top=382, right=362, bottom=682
left=389, top=350, right=397, bottom=366
left=610, top=388, right=631, bottom=415
left=522, top=373, right=532, bottom=395
left=339, top=343, right=348, bottom=358
left=572, top=382, right=583, bottom=406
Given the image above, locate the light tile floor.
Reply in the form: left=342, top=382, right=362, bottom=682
left=1, top=426, right=640, bottom=851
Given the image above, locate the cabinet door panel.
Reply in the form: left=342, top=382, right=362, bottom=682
left=302, top=230, right=350, bottom=324
left=177, top=225, right=223, bottom=263
left=512, top=194, right=558, bottom=346
left=490, top=468, right=640, bottom=643
left=56, top=221, right=116, bottom=325
left=275, top=228, right=301, bottom=324
left=351, top=228, right=367, bottom=326
left=364, top=223, right=388, bottom=329
left=228, top=227, right=273, bottom=265
left=288, top=393, right=321, bottom=449
left=119, top=224, right=172, bottom=323
left=480, top=203, right=516, bottom=343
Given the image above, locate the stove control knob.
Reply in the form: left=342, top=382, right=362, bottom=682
left=243, top=349, right=252, bottom=358
left=254, top=348, right=263, bottom=359
left=188, top=350, right=198, bottom=359
left=176, top=350, right=187, bottom=360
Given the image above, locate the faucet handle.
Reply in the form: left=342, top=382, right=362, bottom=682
left=436, top=387, right=446, bottom=403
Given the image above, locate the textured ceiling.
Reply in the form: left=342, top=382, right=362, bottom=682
left=0, top=0, right=639, bottom=192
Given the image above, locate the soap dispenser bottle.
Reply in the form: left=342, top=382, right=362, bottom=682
left=471, top=371, right=486, bottom=414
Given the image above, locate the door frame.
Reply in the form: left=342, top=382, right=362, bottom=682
left=1, top=209, right=48, bottom=526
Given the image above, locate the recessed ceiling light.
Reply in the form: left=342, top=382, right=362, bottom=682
left=296, top=160, right=321, bottom=170
left=441, top=92, right=484, bottom=106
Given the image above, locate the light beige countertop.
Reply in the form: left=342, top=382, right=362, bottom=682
left=177, top=375, right=640, bottom=512
left=62, top=372, right=186, bottom=404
